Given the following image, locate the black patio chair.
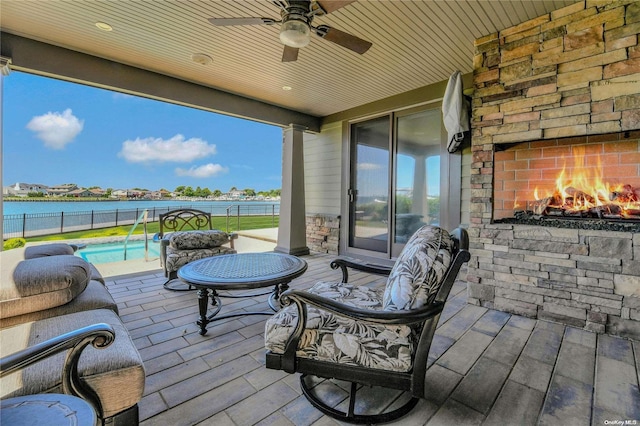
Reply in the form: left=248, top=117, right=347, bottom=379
left=156, top=208, right=237, bottom=291
left=265, top=225, right=470, bottom=424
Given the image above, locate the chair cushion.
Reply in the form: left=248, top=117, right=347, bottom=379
left=168, top=230, right=230, bottom=250
left=265, top=281, right=416, bottom=372
left=164, top=246, right=237, bottom=274
left=24, top=243, right=75, bottom=259
left=0, top=280, right=118, bottom=329
left=1, top=255, right=91, bottom=319
left=0, top=309, right=145, bottom=419
left=382, top=225, right=453, bottom=311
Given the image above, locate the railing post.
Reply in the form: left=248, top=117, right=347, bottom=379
left=237, top=205, right=240, bottom=231
left=91, top=210, right=95, bottom=230
left=115, top=209, right=119, bottom=227
left=60, top=212, right=64, bottom=234
left=22, top=213, right=26, bottom=239
left=272, top=204, right=275, bottom=227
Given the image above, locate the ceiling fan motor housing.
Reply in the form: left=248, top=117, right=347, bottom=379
left=279, top=1, right=313, bottom=48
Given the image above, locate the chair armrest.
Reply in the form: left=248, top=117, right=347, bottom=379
left=330, top=257, right=393, bottom=283
left=1, top=323, right=115, bottom=419
left=282, top=290, right=444, bottom=326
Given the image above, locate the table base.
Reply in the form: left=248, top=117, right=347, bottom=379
left=196, top=282, right=289, bottom=335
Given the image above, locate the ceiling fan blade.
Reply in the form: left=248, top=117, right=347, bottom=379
left=317, top=26, right=372, bottom=54
left=282, top=45, right=299, bottom=62
left=316, top=0, right=356, bottom=14
left=208, top=17, right=276, bottom=26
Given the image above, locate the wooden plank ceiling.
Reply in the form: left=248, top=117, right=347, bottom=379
left=1, top=1, right=578, bottom=118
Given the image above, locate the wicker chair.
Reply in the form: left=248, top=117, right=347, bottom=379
left=157, top=209, right=237, bottom=291
left=265, top=225, right=470, bottom=423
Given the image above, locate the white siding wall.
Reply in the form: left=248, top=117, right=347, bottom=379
left=303, top=121, right=342, bottom=216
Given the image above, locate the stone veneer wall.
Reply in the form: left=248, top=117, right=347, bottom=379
left=306, top=214, right=340, bottom=254
left=468, top=0, right=640, bottom=338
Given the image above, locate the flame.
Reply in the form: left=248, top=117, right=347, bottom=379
left=530, top=146, right=640, bottom=218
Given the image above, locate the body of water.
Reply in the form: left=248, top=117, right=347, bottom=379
left=3, top=199, right=279, bottom=216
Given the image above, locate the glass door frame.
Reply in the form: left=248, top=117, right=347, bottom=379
left=340, top=103, right=462, bottom=262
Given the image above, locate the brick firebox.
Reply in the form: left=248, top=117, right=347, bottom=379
left=467, top=1, right=640, bottom=339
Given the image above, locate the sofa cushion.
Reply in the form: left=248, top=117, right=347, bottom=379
left=0, top=280, right=117, bottom=329
left=0, top=309, right=145, bottom=419
left=382, top=225, right=453, bottom=311
left=24, top=243, right=75, bottom=259
left=168, top=230, right=229, bottom=250
left=1, top=255, right=91, bottom=319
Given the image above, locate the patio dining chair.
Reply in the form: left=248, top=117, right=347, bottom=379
left=157, top=208, right=237, bottom=291
left=264, top=225, right=470, bottom=423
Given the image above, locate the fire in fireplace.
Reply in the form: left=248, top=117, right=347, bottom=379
left=524, top=146, right=640, bottom=220
left=493, top=134, right=640, bottom=231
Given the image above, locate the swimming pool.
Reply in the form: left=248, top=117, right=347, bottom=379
left=75, top=240, right=160, bottom=264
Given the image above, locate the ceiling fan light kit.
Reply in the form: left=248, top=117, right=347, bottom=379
left=279, top=16, right=311, bottom=48
left=208, top=0, right=371, bottom=62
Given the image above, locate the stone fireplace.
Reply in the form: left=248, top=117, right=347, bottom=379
left=468, top=0, right=640, bottom=338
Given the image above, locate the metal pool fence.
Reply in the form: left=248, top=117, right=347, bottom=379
left=3, top=203, right=280, bottom=239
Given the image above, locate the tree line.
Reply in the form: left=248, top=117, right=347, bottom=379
left=172, top=186, right=280, bottom=198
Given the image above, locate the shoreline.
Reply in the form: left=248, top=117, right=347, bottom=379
left=3, top=197, right=280, bottom=203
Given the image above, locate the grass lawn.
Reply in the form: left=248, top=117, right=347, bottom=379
left=25, top=216, right=279, bottom=242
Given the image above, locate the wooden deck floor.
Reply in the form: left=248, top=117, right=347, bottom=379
left=104, top=252, right=640, bottom=425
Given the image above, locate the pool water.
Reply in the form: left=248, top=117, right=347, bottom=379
left=76, top=241, right=160, bottom=264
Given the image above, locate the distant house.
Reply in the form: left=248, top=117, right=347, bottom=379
left=144, top=190, right=167, bottom=200
left=88, top=188, right=105, bottom=197
left=67, top=188, right=92, bottom=197
left=227, top=190, right=246, bottom=200
left=129, top=189, right=145, bottom=199
left=3, top=182, right=48, bottom=197
left=48, top=183, right=78, bottom=196
left=111, top=189, right=129, bottom=199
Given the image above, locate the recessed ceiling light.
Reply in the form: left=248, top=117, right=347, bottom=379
left=282, top=86, right=292, bottom=91
left=95, top=22, right=113, bottom=31
left=191, top=53, right=213, bottom=65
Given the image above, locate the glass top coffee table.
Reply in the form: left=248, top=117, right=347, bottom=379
left=178, top=252, right=308, bottom=335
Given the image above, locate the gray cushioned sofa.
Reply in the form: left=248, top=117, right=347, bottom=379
left=0, top=243, right=145, bottom=425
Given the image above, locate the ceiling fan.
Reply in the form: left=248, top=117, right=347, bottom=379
left=208, top=0, right=372, bottom=62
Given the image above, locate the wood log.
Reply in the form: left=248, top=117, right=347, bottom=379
left=565, top=187, right=595, bottom=205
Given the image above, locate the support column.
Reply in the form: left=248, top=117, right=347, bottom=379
left=0, top=57, right=11, bottom=250
left=275, top=124, right=309, bottom=256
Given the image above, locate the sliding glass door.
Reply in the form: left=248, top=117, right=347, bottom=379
left=346, top=105, right=455, bottom=259
left=392, top=108, right=442, bottom=256
left=348, top=116, right=390, bottom=253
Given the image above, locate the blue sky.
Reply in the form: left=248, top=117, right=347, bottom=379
left=3, top=72, right=283, bottom=192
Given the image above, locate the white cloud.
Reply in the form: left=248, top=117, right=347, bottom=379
left=26, top=108, right=84, bottom=149
left=175, top=163, right=229, bottom=178
left=119, top=134, right=217, bottom=163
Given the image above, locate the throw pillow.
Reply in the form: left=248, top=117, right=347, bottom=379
left=24, top=243, right=75, bottom=259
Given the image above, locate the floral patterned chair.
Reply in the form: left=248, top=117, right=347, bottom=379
left=264, top=225, right=470, bottom=423
left=157, top=209, right=237, bottom=291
